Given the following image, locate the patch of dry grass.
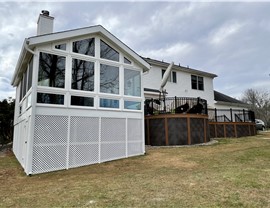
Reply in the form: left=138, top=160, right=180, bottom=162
left=0, top=132, right=269, bottom=207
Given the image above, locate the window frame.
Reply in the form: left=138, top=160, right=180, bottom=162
left=123, top=100, right=142, bottom=111
left=99, top=63, right=120, bottom=95
left=191, top=75, right=204, bottom=91
left=124, top=68, right=141, bottom=97
left=36, top=92, right=65, bottom=105
left=71, top=37, right=95, bottom=58
left=70, top=95, right=95, bottom=108
left=100, top=39, right=120, bottom=62
left=71, top=58, right=95, bottom=92
left=99, top=97, right=120, bottom=109
left=38, top=51, right=67, bottom=89
left=33, top=37, right=144, bottom=112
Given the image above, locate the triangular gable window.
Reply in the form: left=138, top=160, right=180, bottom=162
left=100, top=40, right=119, bottom=62
left=124, top=57, right=131, bottom=64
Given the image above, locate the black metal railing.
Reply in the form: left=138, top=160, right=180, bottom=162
left=208, top=108, right=255, bottom=123
left=144, top=97, right=208, bottom=115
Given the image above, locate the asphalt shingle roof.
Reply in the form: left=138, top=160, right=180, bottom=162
left=214, top=90, right=245, bottom=104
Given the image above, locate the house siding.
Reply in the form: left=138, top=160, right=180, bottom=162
left=143, top=65, right=215, bottom=107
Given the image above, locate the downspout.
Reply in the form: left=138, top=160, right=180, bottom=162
left=23, top=39, right=37, bottom=175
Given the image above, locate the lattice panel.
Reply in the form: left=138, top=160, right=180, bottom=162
left=34, top=115, right=68, bottom=145
left=32, top=145, right=67, bottom=174
left=101, top=118, right=126, bottom=142
left=209, top=124, right=216, bottom=138
left=32, top=115, right=68, bottom=174
left=149, top=118, right=165, bottom=146
left=100, top=143, right=126, bottom=162
left=69, top=144, right=99, bottom=168
left=127, top=119, right=142, bottom=142
left=168, top=118, right=188, bottom=145
left=237, top=125, right=249, bottom=137
left=190, top=118, right=204, bottom=144
left=216, top=124, right=225, bottom=137
left=128, top=142, right=142, bottom=156
left=70, top=116, right=99, bottom=143
left=226, top=124, right=235, bottom=137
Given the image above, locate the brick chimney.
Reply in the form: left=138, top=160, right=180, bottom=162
left=37, top=10, right=54, bottom=35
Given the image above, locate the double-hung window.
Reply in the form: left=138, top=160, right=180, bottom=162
left=191, top=75, right=204, bottom=90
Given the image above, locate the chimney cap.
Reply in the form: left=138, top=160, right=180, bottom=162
left=41, top=10, right=50, bottom=16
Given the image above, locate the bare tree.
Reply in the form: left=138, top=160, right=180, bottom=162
left=241, top=88, right=270, bottom=128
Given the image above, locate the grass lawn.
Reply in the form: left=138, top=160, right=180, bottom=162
left=0, top=132, right=269, bottom=208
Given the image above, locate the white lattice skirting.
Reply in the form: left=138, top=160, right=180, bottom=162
left=32, top=115, right=143, bottom=174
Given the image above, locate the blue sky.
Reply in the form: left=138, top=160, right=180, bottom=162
left=0, top=1, right=270, bottom=100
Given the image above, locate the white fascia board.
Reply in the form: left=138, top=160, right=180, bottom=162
left=215, top=101, right=249, bottom=108
left=11, top=39, right=28, bottom=86
left=145, top=58, right=217, bottom=79
left=27, top=25, right=150, bottom=72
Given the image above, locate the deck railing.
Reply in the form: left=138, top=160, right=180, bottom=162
left=144, top=97, right=255, bottom=123
left=144, top=97, right=208, bottom=115
left=208, top=108, right=255, bottom=123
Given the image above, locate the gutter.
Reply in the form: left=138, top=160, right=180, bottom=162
left=11, top=39, right=36, bottom=86
left=24, top=40, right=36, bottom=55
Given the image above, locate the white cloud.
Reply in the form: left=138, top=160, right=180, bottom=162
left=210, top=21, right=245, bottom=45
left=93, top=16, right=120, bottom=31
left=139, top=42, right=194, bottom=63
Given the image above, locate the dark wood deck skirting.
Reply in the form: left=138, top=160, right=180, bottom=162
left=145, top=114, right=209, bottom=146
left=208, top=122, right=256, bottom=138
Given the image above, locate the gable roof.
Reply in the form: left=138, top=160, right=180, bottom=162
left=11, top=25, right=150, bottom=86
left=143, top=57, right=217, bottom=78
left=214, top=90, right=248, bottom=107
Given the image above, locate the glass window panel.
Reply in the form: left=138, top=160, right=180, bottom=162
left=124, top=57, right=131, bottom=64
left=100, top=40, right=119, bottom=62
left=100, top=64, right=119, bottom=94
left=37, top=93, right=64, bottom=105
left=124, top=101, right=141, bottom=110
left=191, top=75, right=197, bottom=89
left=38, top=52, right=65, bottom=88
left=172, top=71, right=177, bottom=83
left=73, top=38, right=95, bottom=56
left=124, top=69, right=141, bottom=97
left=72, top=59, right=94, bottom=91
left=22, top=71, right=27, bottom=98
left=71, top=96, right=94, bottom=107
left=198, top=76, right=204, bottom=90
left=27, top=57, right=33, bottom=91
left=100, top=98, right=119, bottom=108
left=19, top=82, right=23, bottom=101
left=161, top=69, right=165, bottom=78
left=55, top=44, right=66, bottom=50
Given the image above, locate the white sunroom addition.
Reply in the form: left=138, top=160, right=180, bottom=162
left=11, top=14, right=150, bottom=175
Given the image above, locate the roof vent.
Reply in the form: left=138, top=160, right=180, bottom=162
left=41, top=10, right=50, bottom=16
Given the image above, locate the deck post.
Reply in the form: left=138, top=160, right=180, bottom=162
left=214, top=108, right=217, bottom=122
